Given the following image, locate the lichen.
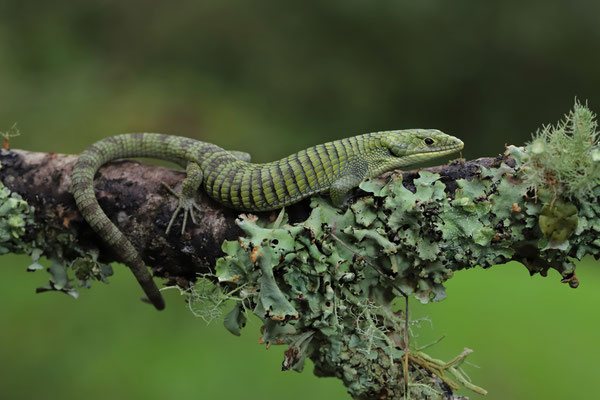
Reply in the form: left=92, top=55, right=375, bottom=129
left=201, top=103, right=600, bottom=399
left=0, top=181, right=34, bottom=254
left=0, top=178, right=113, bottom=298
left=5, top=103, right=599, bottom=398
left=521, top=99, right=600, bottom=200
left=212, top=176, right=501, bottom=398
left=30, top=232, right=115, bottom=298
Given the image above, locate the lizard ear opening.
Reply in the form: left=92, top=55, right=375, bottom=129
left=390, top=145, right=407, bottom=157
left=381, top=136, right=407, bottom=157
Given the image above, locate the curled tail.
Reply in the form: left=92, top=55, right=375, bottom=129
left=71, top=134, right=168, bottom=310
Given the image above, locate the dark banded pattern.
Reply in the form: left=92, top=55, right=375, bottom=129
left=72, top=130, right=463, bottom=309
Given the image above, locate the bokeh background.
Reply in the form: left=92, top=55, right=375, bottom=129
left=1, top=1, right=599, bottom=399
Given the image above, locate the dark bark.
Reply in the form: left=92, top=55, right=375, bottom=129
left=0, top=148, right=509, bottom=288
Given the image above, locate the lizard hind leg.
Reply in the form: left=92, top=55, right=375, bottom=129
left=163, top=162, right=205, bottom=235
left=228, top=150, right=252, bottom=162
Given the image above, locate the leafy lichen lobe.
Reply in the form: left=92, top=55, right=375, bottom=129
left=0, top=181, right=34, bottom=254
left=208, top=103, right=600, bottom=399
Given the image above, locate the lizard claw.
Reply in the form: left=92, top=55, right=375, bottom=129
left=162, top=181, right=203, bottom=235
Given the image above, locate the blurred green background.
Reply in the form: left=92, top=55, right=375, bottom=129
left=1, top=1, right=599, bottom=399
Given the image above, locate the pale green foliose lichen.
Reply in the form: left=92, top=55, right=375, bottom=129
left=32, top=237, right=115, bottom=298
left=0, top=181, right=34, bottom=254
left=214, top=168, right=534, bottom=398
left=202, top=102, right=600, bottom=399
left=0, top=179, right=113, bottom=297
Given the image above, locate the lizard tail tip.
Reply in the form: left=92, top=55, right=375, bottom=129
left=141, top=295, right=166, bottom=310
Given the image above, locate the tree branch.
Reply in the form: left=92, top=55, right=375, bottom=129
left=2, top=103, right=598, bottom=400
left=0, top=147, right=502, bottom=286
left=0, top=148, right=248, bottom=286
left=0, top=147, right=526, bottom=399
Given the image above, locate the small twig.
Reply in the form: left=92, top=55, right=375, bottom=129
left=408, top=353, right=457, bottom=390
left=417, top=335, right=446, bottom=352
left=1, top=122, right=20, bottom=150
left=448, top=366, right=488, bottom=395
left=413, top=349, right=488, bottom=395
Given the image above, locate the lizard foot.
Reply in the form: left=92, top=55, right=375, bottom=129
left=162, top=181, right=204, bottom=235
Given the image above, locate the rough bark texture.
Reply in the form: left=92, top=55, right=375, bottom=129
left=0, top=146, right=588, bottom=399
left=0, top=148, right=504, bottom=288
left=4, top=105, right=598, bottom=400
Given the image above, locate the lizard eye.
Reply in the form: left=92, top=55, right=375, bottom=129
left=424, top=138, right=434, bottom=146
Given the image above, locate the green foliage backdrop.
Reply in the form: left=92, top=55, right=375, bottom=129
left=1, top=1, right=599, bottom=399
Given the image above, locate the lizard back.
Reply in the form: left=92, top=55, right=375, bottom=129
left=202, top=135, right=373, bottom=211
left=71, top=130, right=463, bottom=310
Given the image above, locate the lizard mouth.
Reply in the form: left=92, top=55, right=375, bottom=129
left=426, top=138, right=464, bottom=154
left=395, top=139, right=463, bottom=167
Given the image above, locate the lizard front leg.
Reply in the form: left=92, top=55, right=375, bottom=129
left=329, top=159, right=368, bottom=207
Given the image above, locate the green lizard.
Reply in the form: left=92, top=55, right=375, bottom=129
left=71, top=130, right=463, bottom=310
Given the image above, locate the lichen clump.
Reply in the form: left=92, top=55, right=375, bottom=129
left=522, top=100, right=600, bottom=200
left=0, top=181, right=34, bottom=254
left=214, top=166, right=539, bottom=398
left=0, top=177, right=112, bottom=297
left=204, top=103, right=600, bottom=399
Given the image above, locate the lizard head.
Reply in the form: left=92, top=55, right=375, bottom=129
left=381, top=129, right=464, bottom=167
